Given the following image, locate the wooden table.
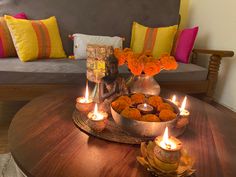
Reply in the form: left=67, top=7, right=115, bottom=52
left=8, top=88, right=236, bottom=177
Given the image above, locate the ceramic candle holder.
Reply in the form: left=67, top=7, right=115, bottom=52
left=180, top=109, right=190, bottom=119
left=154, top=136, right=182, bottom=164
left=76, top=97, right=94, bottom=112
left=87, top=111, right=108, bottom=132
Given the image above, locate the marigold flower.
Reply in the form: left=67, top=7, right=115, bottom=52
left=114, top=48, right=126, bottom=66
left=121, top=107, right=142, bottom=120
left=160, top=54, right=178, bottom=70
left=117, top=95, right=132, bottom=105
left=111, top=99, right=130, bottom=113
left=159, top=109, right=176, bottom=121
left=143, top=59, right=161, bottom=76
left=147, top=96, right=163, bottom=107
left=158, top=103, right=174, bottom=112
left=141, top=114, right=160, bottom=122
left=131, top=93, right=145, bottom=104
left=127, top=54, right=143, bottom=75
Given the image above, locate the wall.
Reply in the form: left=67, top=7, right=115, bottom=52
left=180, top=0, right=236, bottom=111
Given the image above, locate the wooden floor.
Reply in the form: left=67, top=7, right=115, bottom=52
left=0, top=99, right=235, bottom=154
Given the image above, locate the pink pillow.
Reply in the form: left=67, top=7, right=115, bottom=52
left=0, top=12, right=27, bottom=58
left=13, top=12, right=28, bottom=19
left=173, top=27, right=199, bottom=63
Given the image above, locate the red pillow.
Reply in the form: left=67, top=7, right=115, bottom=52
left=172, top=27, right=199, bottom=63
left=0, top=13, right=28, bottom=58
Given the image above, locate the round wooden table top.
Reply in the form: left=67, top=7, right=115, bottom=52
left=9, top=88, right=236, bottom=177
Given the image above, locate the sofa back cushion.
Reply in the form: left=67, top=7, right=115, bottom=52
left=0, top=0, right=180, bottom=55
left=5, top=16, right=66, bottom=62
left=131, top=22, right=178, bottom=58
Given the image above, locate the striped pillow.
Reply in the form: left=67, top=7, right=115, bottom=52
left=130, top=22, right=178, bottom=58
left=5, top=16, right=66, bottom=62
left=0, top=13, right=27, bottom=58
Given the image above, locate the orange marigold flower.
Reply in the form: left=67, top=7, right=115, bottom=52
left=121, top=107, right=142, bottom=121
left=143, top=59, right=161, bottom=76
left=111, top=99, right=130, bottom=113
left=117, top=95, right=132, bottom=105
left=157, top=103, right=174, bottom=112
left=159, top=109, right=177, bottom=122
left=140, top=114, right=161, bottom=122
left=123, top=48, right=132, bottom=52
left=147, top=96, right=163, bottom=107
left=160, top=54, right=178, bottom=70
left=114, top=48, right=133, bottom=66
left=127, top=54, right=143, bottom=75
left=131, top=93, right=145, bottom=104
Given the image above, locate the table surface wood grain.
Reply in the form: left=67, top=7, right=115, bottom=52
left=8, top=88, right=236, bottom=177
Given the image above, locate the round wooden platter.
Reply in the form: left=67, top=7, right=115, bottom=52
left=72, top=110, right=186, bottom=145
left=72, top=110, right=153, bottom=144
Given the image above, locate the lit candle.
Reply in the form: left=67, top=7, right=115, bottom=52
left=154, top=127, right=182, bottom=167
left=179, top=96, right=190, bottom=118
left=160, top=127, right=177, bottom=150
left=137, top=103, right=154, bottom=114
left=76, top=81, right=94, bottom=112
left=169, top=95, right=179, bottom=106
left=87, top=103, right=108, bottom=132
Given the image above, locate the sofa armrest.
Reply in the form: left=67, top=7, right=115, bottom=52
left=192, top=48, right=234, bottom=57
left=191, top=48, right=234, bottom=101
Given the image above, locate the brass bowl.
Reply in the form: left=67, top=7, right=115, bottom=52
left=111, top=99, right=180, bottom=138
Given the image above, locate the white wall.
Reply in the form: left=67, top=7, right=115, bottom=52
left=187, top=0, right=236, bottom=111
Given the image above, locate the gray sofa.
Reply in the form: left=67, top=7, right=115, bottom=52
left=0, top=0, right=233, bottom=101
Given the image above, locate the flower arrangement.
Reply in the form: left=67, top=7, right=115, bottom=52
left=114, top=48, right=178, bottom=76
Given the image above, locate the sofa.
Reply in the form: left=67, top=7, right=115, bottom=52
left=0, top=0, right=233, bottom=101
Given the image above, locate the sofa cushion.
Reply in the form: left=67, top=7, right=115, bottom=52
left=0, top=58, right=208, bottom=84
left=130, top=22, right=178, bottom=58
left=5, top=16, right=66, bottom=62
left=73, top=33, right=123, bottom=59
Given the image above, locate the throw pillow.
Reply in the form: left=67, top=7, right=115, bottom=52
left=73, top=33, right=123, bottom=59
left=172, top=26, right=199, bottom=63
left=5, top=15, right=66, bottom=62
left=130, top=22, right=178, bottom=58
left=0, top=13, right=27, bottom=58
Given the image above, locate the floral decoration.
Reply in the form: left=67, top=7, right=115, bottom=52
left=114, top=48, right=178, bottom=76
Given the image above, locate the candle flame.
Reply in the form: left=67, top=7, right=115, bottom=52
left=85, top=81, right=89, bottom=101
left=172, top=95, right=176, bottom=103
left=92, top=103, right=104, bottom=120
left=160, top=127, right=177, bottom=150
left=180, top=96, right=187, bottom=112
left=144, top=103, right=147, bottom=108
left=94, top=103, right=98, bottom=115
left=163, top=127, right=169, bottom=144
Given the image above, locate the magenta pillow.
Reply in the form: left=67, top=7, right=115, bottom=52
left=13, top=12, right=28, bottom=19
left=172, top=27, right=199, bottom=63
left=0, top=12, right=27, bottom=58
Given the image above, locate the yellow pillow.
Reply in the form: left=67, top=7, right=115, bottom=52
left=131, top=22, right=178, bottom=58
left=5, top=15, right=66, bottom=62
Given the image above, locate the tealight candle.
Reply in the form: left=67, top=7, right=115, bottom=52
left=76, top=81, right=94, bottom=112
left=137, top=103, right=154, bottom=114
left=154, top=127, right=182, bottom=166
left=179, top=96, right=190, bottom=119
left=87, top=103, right=108, bottom=132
